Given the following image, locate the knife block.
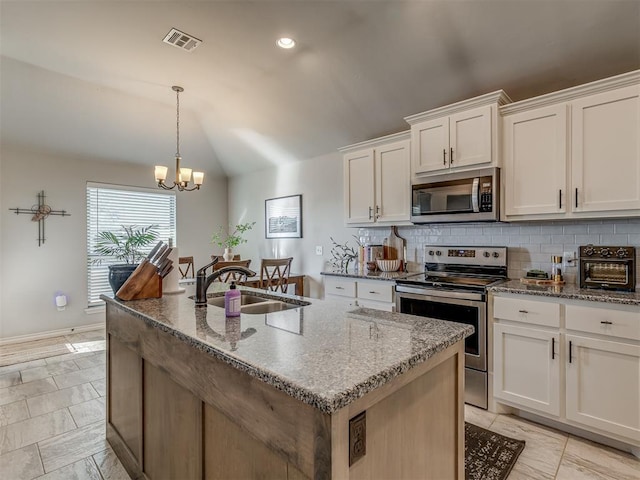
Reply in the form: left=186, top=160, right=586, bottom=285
left=116, top=261, right=163, bottom=301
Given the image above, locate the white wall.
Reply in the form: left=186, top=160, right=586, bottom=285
left=0, top=144, right=227, bottom=339
left=228, top=152, right=353, bottom=298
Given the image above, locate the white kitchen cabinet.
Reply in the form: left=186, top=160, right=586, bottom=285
left=323, top=276, right=396, bottom=312
left=565, top=334, right=640, bottom=441
left=503, top=104, right=568, bottom=216
left=501, top=70, right=640, bottom=221
left=493, top=323, right=560, bottom=416
left=564, top=303, right=640, bottom=441
left=405, top=91, right=511, bottom=179
left=571, top=84, right=640, bottom=213
left=492, top=293, right=640, bottom=448
left=493, top=296, right=561, bottom=416
left=341, top=132, right=410, bottom=226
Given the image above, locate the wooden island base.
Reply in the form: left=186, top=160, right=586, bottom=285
left=106, top=305, right=465, bottom=479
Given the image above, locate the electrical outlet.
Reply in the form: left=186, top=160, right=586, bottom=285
left=349, top=411, right=366, bottom=466
left=563, top=251, right=577, bottom=268
left=315, top=246, right=323, bottom=256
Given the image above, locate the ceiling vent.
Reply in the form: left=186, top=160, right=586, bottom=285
left=162, top=28, right=201, bottom=52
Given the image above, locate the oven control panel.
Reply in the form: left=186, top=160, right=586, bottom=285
left=424, top=246, right=507, bottom=267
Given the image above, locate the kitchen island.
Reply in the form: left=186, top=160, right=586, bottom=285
left=102, top=284, right=473, bottom=479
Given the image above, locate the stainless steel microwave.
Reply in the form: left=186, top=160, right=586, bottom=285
left=411, top=167, right=500, bottom=223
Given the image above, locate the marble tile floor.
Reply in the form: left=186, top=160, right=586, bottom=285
left=1, top=329, right=639, bottom=479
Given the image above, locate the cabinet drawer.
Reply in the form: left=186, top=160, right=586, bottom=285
left=566, top=304, right=640, bottom=340
left=324, top=278, right=356, bottom=298
left=357, top=280, right=394, bottom=303
left=493, top=296, right=560, bottom=328
left=357, top=299, right=395, bottom=312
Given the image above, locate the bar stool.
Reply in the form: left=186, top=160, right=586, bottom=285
left=259, top=257, right=293, bottom=293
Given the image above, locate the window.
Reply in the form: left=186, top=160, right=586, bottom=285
left=86, top=183, right=176, bottom=307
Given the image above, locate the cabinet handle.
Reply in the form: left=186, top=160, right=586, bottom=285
left=368, top=206, right=373, bottom=220
left=450, top=147, right=454, bottom=163
left=600, top=320, right=613, bottom=325
left=443, top=148, right=447, bottom=165
left=558, top=189, right=562, bottom=209
left=551, top=337, right=556, bottom=360
left=335, top=286, right=344, bottom=290
left=575, top=188, right=578, bottom=208
left=569, top=340, right=573, bottom=363
left=518, top=309, right=528, bottom=314
left=375, top=205, right=380, bottom=219
left=368, top=291, right=378, bottom=294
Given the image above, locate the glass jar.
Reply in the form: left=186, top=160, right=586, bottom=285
left=551, top=255, right=563, bottom=282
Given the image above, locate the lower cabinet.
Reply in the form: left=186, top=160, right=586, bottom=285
left=323, top=276, right=395, bottom=311
left=493, top=323, right=560, bottom=416
left=492, top=294, right=640, bottom=448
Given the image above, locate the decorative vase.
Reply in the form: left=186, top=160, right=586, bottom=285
left=223, top=248, right=234, bottom=261
left=108, top=264, right=138, bottom=294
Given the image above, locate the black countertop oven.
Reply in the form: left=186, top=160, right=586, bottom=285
left=579, top=245, right=636, bottom=292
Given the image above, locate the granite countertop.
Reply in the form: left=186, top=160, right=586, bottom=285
left=102, top=284, right=472, bottom=414
left=489, top=280, right=640, bottom=306
left=321, top=269, right=418, bottom=281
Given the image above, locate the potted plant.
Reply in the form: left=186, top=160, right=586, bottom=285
left=211, top=222, right=255, bottom=260
left=93, top=224, right=159, bottom=294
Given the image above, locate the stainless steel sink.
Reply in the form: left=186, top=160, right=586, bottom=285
left=207, top=294, right=269, bottom=308
left=204, top=291, right=310, bottom=314
left=240, top=301, right=301, bottom=314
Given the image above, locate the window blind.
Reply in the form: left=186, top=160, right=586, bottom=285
left=86, top=183, right=176, bottom=307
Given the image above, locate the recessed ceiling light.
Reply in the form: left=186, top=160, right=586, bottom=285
left=276, top=37, right=296, bottom=49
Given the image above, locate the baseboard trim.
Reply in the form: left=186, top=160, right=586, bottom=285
left=0, top=322, right=105, bottom=346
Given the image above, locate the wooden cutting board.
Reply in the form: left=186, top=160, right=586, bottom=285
left=384, top=226, right=406, bottom=262
left=520, top=277, right=565, bottom=286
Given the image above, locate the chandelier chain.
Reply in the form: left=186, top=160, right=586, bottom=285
left=176, top=87, right=180, bottom=158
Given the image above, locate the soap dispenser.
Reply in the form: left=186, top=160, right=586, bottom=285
left=225, top=282, right=241, bottom=317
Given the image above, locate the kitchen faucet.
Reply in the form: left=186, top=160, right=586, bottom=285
left=195, top=258, right=256, bottom=307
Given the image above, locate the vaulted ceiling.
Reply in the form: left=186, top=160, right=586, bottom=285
left=1, top=1, right=639, bottom=178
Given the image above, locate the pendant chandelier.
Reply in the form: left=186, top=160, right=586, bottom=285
left=154, top=86, right=204, bottom=191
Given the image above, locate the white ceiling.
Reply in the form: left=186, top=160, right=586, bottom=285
left=1, top=1, right=639, bottom=178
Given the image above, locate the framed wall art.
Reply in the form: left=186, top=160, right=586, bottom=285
left=265, top=194, right=302, bottom=239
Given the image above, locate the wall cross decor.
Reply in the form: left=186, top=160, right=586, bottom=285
left=9, top=191, right=71, bottom=246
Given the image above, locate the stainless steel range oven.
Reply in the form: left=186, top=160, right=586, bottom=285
left=395, top=246, right=508, bottom=409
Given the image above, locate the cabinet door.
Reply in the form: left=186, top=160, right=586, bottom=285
left=344, top=149, right=375, bottom=224
left=375, top=139, right=411, bottom=223
left=503, top=104, right=568, bottom=216
left=493, top=323, right=560, bottom=416
left=411, top=116, right=450, bottom=174
left=566, top=334, right=640, bottom=441
left=449, top=105, right=493, bottom=169
left=571, top=84, right=640, bottom=213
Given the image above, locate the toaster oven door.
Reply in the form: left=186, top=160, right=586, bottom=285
left=580, top=260, right=635, bottom=291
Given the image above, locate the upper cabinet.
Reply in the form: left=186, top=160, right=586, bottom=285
left=405, top=91, right=512, bottom=179
left=502, top=70, right=640, bottom=221
left=341, top=132, right=411, bottom=226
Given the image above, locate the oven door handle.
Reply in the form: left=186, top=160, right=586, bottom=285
left=471, top=177, right=480, bottom=213
left=395, top=288, right=486, bottom=306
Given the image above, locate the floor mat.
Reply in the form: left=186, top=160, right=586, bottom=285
left=465, top=421, right=526, bottom=480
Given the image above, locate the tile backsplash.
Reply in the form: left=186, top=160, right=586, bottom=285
left=362, top=218, right=640, bottom=286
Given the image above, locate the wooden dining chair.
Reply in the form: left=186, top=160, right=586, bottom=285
left=212, top=259, right=252, bottom=283
left=211, top=254, right=241, bottom=262
left=178, top=256, right=194, bottom=279
left=259, top=257, right=293, bottom=293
